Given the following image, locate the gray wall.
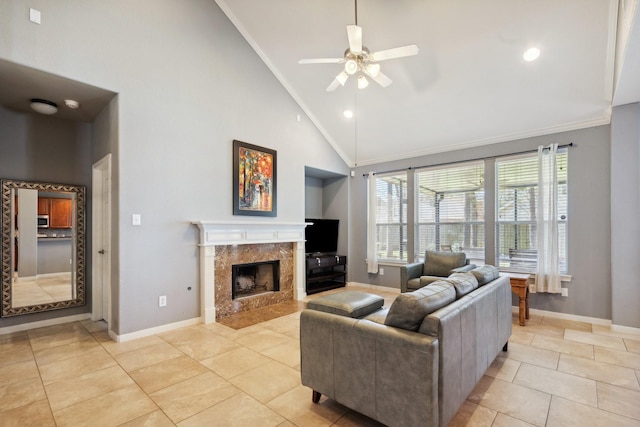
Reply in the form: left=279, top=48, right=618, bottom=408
left=321, top=177, right=349, bottom=257
left=611, top=103, right=640, bottom=328
left=350, top=125, right=613, bottom=321
left=17, top=189, right=38, bottom=278
left=1, top=1, right=348, bottom=334
left=304, top=177, right=323, bottom=218
left=0, top=106, right=92, bottom=327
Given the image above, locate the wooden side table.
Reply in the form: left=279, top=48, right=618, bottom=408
left=507, top=273, right=530, bottom=326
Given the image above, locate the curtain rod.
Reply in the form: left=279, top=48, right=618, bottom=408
left=362, top=142, right=574, bottom=177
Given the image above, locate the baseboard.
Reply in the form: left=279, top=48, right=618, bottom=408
left=110, top=317, right=201, bottom=343
left=0, top=313, right=91, bottom=335
left=611, top=323, right=640, bottom=336
left=513, top=306, right=612, bottom=327
left=347, top=282, right=401, bottom=294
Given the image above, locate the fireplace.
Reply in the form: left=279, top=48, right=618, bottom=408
left=232, top=260, right=280, bottom=299
left=193, top=221, right=308, bottom=324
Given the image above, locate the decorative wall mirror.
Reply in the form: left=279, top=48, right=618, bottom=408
left=1, top=179, right=86, bottom=317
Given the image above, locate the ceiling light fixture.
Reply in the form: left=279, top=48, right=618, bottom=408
left=343, top=109, right=354, bottom=119
left=298, top=0, right=418, bottom=91
left=523, top=47, right=541, bottom=62
left=345, top=59, right=359, bottom=75
left=365, top=63, right=380, bottom=78
left=357, top=75, right=369, bottom=89
left=30, top=98, right=58, bottom=115
left=64, top=99, right=80, bottom=109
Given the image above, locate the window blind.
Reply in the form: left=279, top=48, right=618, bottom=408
left=495, top=150, right=568, bottom=273
left=415, top=161, right=485, bottom=263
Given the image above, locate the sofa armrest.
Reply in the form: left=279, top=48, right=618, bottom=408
left=400, top=262, right=424, bottom=293
left=450, top=264, right=476, bottom=274
left=300, top=309, right=440, bottom=427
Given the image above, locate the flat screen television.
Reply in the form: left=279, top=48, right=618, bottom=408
left=305, top=218, right=339, bottom=255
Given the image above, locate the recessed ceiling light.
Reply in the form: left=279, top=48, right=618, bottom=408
left=343, top=109, right=354, bottom=119
left=523, top=47, right=541, bottom=62
left=30, top=98, right=58, bottom=115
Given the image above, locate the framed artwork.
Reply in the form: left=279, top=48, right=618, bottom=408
left=233, top=140, right=277, bottom=217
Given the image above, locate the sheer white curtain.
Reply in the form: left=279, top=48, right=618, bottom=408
left=535, top=144, right=562, bottom=293
left=366, top=172, right=379, bottom=274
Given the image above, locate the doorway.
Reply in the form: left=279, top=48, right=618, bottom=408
left=91, top=154, right=112, bottom=323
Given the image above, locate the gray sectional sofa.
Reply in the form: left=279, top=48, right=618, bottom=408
left=300, top=266, right=512, bottom=427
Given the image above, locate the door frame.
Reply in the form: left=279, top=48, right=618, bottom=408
left=91, top=154, right=112, bottom=323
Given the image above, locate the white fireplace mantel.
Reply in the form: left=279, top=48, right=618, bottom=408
left=193, top=221, right=308, bottom=323
left=193, top=221, right=308, bottom=246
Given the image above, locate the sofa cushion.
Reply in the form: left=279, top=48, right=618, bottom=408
left=470, top=265, right=500, bottom=286
left=406, top=278, right=421, bottom=291
left=442, top=272, right=479, bottom=298
left=407, top=276, right=444, bottom=291
left=423, top=251, right=467, bottom=277
left=307, top=291, right=384, bottom=318
left=384, top=281, right=456, bottom=331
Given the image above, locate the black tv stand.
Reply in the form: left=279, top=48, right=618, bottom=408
left=305, top=254, right=347, bottom=294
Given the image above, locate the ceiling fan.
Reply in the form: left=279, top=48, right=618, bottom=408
left=298, top=0, right=419, bottom=91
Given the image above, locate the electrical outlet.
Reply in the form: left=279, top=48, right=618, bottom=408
left=159, top=295, right=167, bottom=307
left=529, top=284, right=536, bottom=293
left=561, top=288, right=568, bottom=297
left=379, top=268, right=384, bottom=276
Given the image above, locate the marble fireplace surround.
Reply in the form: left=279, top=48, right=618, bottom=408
left=193, top=221, right=307, bottom=324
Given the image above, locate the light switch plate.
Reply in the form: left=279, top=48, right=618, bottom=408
left=132, top=214, right=141, bottom=226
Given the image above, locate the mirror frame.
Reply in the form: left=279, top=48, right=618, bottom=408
left=1, top=179, right=86, bottom=317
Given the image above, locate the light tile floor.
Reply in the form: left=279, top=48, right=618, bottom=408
left=1, top=285, right=640, bottom=426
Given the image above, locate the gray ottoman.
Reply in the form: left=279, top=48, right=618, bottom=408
left=307, top=290, right=384, bottom=318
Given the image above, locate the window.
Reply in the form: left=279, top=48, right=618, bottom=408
left=495, top=150, right=568, bottom=273
left=375, top=172, right=408, bottom=261
left=415, top=161, right=485, bottom=263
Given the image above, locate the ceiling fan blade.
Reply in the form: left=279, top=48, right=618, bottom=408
left=347, top=25, right=363, bottom=53
left=298, top=58, right=343, bottom=65
left=370, top=70, right=392, bottom=88
left=326, top=78, right=341, bottom=92
left=371, top=45, right=419, bottom=61
left=326, top=71, right=349, bottom=91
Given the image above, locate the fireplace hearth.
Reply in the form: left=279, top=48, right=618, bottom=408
left=232, top=260, right=280, bottom=299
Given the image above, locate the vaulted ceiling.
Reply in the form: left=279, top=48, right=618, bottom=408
left=216, top=0, right=640, bottom=166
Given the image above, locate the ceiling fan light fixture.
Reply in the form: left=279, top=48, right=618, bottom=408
left=345, top=59, right=359, bottom=75
left=357, top=75, right=369, bottom=89
left=30, top=98, right=58, bottom=115
left=365, top=63, right=381, bottom=78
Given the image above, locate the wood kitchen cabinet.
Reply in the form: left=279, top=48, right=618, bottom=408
left=38, top=197, right=73, bottom=228
left=38, top=198, right=50, bottom=215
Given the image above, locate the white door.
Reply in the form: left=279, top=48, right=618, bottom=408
left=92, top=154, right=112, bottom=323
